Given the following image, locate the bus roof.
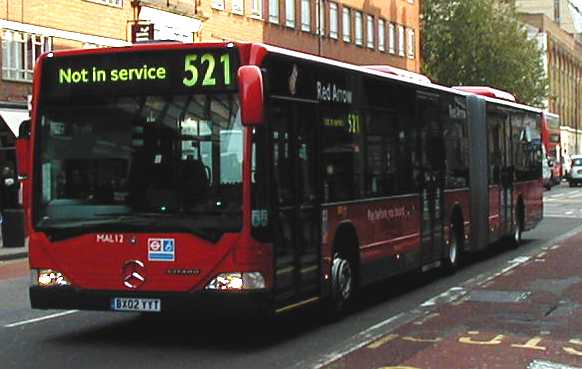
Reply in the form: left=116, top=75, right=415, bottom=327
left=452, top=86, right=517, bottom=102
left=253, top=43, right=542, bottom=114
left=36, top=41, right=542, bottom=115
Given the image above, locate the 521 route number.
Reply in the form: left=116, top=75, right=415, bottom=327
left=183, top=53, right=232, bottom=88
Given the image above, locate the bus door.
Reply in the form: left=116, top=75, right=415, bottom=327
left=417, top=93, right=445, bottom=266
left=269, top=99, right=321, bottom=309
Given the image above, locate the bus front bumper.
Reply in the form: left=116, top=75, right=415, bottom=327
left=29, top=286, right=272, bottom=316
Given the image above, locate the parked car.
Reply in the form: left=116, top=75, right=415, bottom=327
left=569, top=154, right=582, bottom=187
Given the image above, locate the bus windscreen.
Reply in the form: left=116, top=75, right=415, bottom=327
left=36, top=93, right=243, bottom=241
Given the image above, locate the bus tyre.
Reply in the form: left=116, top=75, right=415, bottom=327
left=512, top=217, right=523, bottom=248
left=444, top=223, right=461, bottom=273
left=325, top=253, right=354, bottom=320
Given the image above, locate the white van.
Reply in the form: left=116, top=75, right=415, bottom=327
left=569, top=155, right=582, bottom=187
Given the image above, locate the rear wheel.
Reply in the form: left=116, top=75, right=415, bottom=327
left=512, top=206, right=524, bottom=247
left=443, top=222, right=462, bottom=273
left=513, top=221, right=522, bottom=246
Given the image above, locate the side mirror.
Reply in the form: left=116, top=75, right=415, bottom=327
left=237, top=66, right=264, bottom=126
left=16, top=119, right=30, bottom=179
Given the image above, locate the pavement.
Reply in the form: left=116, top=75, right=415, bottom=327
left=320, top=229, right=582, bottom=369
left=0, top=243, right=27, bottom=261
left=0, top=226, right=27, bottom=261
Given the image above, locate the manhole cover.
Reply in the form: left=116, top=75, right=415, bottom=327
left=467, top=290, right=531, bottom=303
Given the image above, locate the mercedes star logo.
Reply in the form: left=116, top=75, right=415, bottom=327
left=122, top=260, right=146, bottom=289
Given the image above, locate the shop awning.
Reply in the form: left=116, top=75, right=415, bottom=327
left=0, top=109, right=29, bottom=138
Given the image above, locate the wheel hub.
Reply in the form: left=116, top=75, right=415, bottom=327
left=337, top=260, right=352, bottom=300
left=449, top=237, right=457, bottom=265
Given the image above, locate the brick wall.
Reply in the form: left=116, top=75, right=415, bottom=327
left=0, top=0, right=132, bottom=104
left=1, top=0, right=132, bottom=40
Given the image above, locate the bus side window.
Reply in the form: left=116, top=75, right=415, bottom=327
left=321, top=110, right=363, bottom=202
left=365, top=111, right=399, bottom=197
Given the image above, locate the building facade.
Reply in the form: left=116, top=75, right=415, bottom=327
left=516, top=0, right=582, bottom=40
left=520, top=13, right=582, bottom=156
left=193, top=0, right=420, bottom=71
left=0, top=0, right=132, bottom=136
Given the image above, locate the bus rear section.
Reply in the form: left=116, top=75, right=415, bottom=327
left=26, top=43, right=273, bottom=315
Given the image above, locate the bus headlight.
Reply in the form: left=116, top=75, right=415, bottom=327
left=205, top=272, right=265, bottom=290
left=32, top=269, right=71, bottom=287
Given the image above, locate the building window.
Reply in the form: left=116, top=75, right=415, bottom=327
left=378, top=19, right=385, bottom=51
left=316, top=0, right=325, bottom=35
left=342, top=7, right=351, bottom=42
left=329, top=2, right=338, bottom=39
left=211, top=0, right=225, bottom=10
left=269, top=0, right=279, bottom=23
left=366, top=15, right=374, bottom=49
left=355, top=11, right=363, bottom=46
left=286, top=0, right=295, bottom=27
left=2, top=30, right=52, bottom=82
left=84, top=0, right=122, bottom=7
left=388, top=23, right=395, bottom=54
left=398, top=25, right=405, bottom=56
left=251, top=0, right=262, bottom=18
left=407, top=28, right=415, bottom=59
left=301, top=0, right=310, bottom=31
left=232, top=0, right=244, bottom=15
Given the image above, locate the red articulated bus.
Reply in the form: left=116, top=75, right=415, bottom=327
left=541, top=112, right=562, bottom=185
left=16, top=42, right=543, bottom=317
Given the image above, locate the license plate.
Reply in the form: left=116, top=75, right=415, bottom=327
left=111, top=297, right=161, bottom=312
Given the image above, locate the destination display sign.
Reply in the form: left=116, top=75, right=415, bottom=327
left=41, top=48, right=240, bottom=100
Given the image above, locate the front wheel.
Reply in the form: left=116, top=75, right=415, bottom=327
left=325, top=253, right=354, bottom=320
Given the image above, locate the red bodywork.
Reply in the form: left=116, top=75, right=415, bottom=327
left=28, top=231, right=273, bottom=291
left=322, top=196, right=421, bottom=271
left=514, top=179, right=544, bottom=231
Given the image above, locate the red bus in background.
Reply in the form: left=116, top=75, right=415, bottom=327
left=16, top=42, right=543, bottom=318
left=541, top=112, right=562, bottom=185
